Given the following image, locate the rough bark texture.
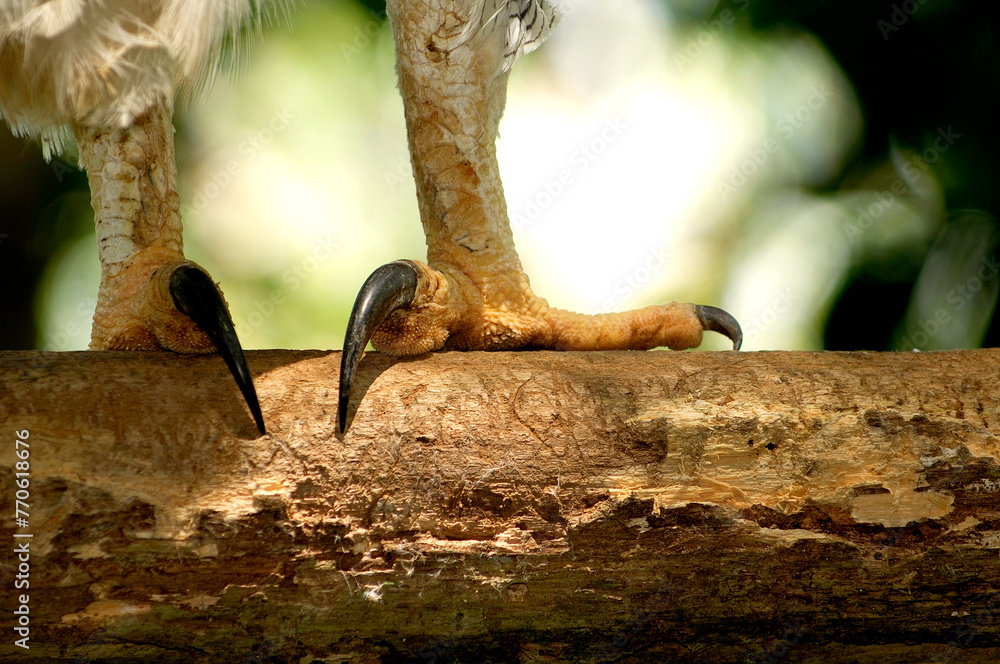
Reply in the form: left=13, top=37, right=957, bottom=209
left=1, top=348, right=999, bottom=663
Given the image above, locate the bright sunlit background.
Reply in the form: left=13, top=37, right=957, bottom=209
left=2, top=0, right=998, bottom=353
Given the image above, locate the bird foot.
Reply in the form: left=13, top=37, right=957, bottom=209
left=338, top=259, right=741, bottom=432
left=92, top=254, right=265, bottom=435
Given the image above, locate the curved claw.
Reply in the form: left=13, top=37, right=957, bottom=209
left=169, top=265, right=266, bottom=435
left=338, top=261, right=419, bottom=434
left=695, top=304, right=743, bottom=351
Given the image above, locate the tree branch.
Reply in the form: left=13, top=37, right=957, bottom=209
left=2, top=349, right=999, bottom=662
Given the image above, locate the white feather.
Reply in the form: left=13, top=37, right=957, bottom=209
left=459, top=0, right=562, bottom=75
left=0, top=0, right=292, bottom=158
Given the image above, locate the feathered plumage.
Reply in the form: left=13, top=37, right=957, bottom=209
left=459, top=0, right=562, bottom=74
left=0, top=0, right=290, bottom=158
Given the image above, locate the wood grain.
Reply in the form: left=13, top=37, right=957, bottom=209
left=1, top=349, right=999, bottom=662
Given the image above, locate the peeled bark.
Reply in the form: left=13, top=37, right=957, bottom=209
left=1, top=348, right=999, bottom=663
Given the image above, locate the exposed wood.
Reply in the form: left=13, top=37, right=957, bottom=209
left=1, top=348, right=999, bottom=663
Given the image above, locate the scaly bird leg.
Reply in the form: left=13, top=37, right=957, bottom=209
left=338, top=0, right=740, bottom=432
left=75, top=100, right=265, bottom=434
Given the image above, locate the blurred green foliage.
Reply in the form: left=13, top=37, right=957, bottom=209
left=1, top=0, right=996, bottom=351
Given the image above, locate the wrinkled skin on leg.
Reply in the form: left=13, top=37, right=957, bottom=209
left=76, top=103, right=264, bottom=434
left=338, top=0, right=741, bottom=432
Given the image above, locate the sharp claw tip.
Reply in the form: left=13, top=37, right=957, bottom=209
left=169, top=264, right=268, bottom=434
left=695, top=304, right=743, bottom=351
left=337, top=261, right=419, bottom=437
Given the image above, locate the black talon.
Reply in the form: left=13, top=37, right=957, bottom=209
left=695, top=304, right=743, bottom=351
left=338, top=261, right=419, bottom=434
left=169, top=265, right=266, bottom=435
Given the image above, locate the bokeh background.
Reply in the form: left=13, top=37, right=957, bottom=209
left=2, top=0, right=998, bottom=353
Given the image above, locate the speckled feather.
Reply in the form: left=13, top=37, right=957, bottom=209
left=459, top=0, right=562, bottom=74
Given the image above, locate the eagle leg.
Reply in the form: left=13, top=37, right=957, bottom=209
left=337, top=0, right=740, bottom=433
left=76, top=101, right=265, bottom=435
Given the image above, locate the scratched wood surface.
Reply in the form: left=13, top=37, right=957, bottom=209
left=1, top=349, right=999, bottom=662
